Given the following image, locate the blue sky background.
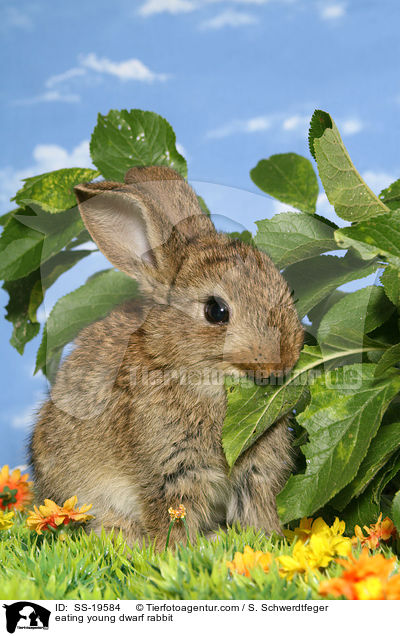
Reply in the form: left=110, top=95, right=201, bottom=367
left=1, top=0, right=399, bottom=470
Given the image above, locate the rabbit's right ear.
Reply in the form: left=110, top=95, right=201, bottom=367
left=74, top=181, right=191, bottom=288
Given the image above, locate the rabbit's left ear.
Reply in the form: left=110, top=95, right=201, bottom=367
left=74, top=168, right=214, bottom=283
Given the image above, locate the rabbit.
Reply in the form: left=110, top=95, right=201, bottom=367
left=30, top=166, right=304, bottom=550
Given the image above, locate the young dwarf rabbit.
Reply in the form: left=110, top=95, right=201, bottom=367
left=30, top=166, right=303, bottom=549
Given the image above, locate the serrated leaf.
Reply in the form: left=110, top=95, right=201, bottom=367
left=308, top=110, right=332, bottom=160
left=0, top=208, right=84, bottom=281
left=374, top=343, right=400, bottom=376
left=379, top=178, right=400, bottom=211
left=3, top=250, right=91, bottom=354
left=283, top=253, right=379, bottom=318
left=250, top=153, right=319, bottom=214
left=381, top=267, right=400, bottom=306
left=222, top=345, right=381, bottom=468
left=222, top=376, right=306, bottom=468
left=15, top=168, right=99, bottom=213
left=335, top=210, right=400, bottom=269
left=255, top=212, right=337, bottom=268
left=276, top=364, right=400, bottom=524
left=331, top=422, right=400, bottom=511
left=312, top=113, right=389, bottom=222
left=391, top=490, right=400, bottom=529
left=90, top=109, right=187, bottom=182
left=35, top=269, right=139, bottom=374
left=317, top=286, right=394, bottom=351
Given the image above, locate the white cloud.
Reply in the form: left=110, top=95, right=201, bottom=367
left=46, top=67, right=87, bottom=89
left=207, top=110, right=366, bottom=140
left=207, top=115, right=271, bottom=138
left=361, top=171, right=396, bottom=195
left=138, top=0, right=198, bottom=16
left=138, top=0, right=280, bottom=15
left=17, top=54, right=169, bottom=105
left=79, top=53, right=169, bottom=82
left=282, top=115, right=309, bottom=133
left=200, top=9, right=257, bottom=28
left=319, top=3, right=346, bottom=20
left=0, top=140, right=92, bottom=213
left=340, top=117, right=363, bottom=136
left=0, top=6, right=34, bottom=30
left=14, top=90, right=80, bottom=105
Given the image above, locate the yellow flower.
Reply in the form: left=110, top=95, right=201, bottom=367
left=26, top=496, right=93, bottom=534
left=168, top=504, right=186, bottom=521
left=284, top=517, right=314, bottom=542
left=227, top=545, right=273, bottom=578
left=0, top=465, right=33, bottom=511
left=0, top=509, right=14, bottom=530
left=285, top=516, right=347, bottom=544
left=278, top=517, right=351, bottom=580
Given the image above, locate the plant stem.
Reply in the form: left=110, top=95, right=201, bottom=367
left=165, top=521, right=174, bottom=550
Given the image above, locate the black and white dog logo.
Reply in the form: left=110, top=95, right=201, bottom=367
left=3, top=602, right=50, bottom=633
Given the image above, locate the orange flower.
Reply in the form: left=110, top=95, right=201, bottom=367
left=352, top=514, right=397, bottom=549
left=227, top=545, right=273, bottom=578
left=168, top=504, right=186, bottom=521
left=26, top=496, right=93, bottom=534
left=385, top=574, right=400, bottom=600
left=319, top=548, right=398, bottom=600
left=0, top=465, right=33, bottom=511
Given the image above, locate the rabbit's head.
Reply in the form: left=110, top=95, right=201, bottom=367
left=75, top=167, right=303, bottom=389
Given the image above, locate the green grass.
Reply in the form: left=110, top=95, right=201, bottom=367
left=0, top=515, right=398, bottom=600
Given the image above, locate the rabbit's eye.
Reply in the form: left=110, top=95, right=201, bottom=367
left=204, top=296, right=230, bottom=324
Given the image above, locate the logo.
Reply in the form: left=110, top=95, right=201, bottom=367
left=2, top=603, right=50, bottom=634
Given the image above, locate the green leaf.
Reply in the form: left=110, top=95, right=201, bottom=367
left=222, top=375, right=306, bottom=469
left=0, top=210, right=15, bottom=226
left=335, top=210, right=400, bottom=270
left=14, top=168, right=99, bottom=213
left=374, top=343, right=400, bottom=376
left=250, top=153, right=319, bottom=214
left=308, top=109, right=332, bottom=160
left=317, top=286, right=394, bottom=351
left=255, top=212, right=337, bottom=268
left=35, top=269, right=139, bottom=374
left=283, top=253, right=379, bottom=318
left=3, top=250, right=91, bottom=354
left=229, top=230, right=255, bottom=246
left=222, top=344, right=384, bottom=468
left=379, top=178, right=400, bottom=211
left=0, top=208, right=84, bottom=281
left=312, top=113, right=389, bottom=222
left=381, top=267, right=400, bottom=306
left=197, top=196, right=211, bottom=217
left=276, top=364, right=400, bottom=524
left=371, top=450, right=400, bottom=505
left=90, top=109, right=187, bottom=182
left=391, top=490, right=400, bottom=530
left=307, top=290, right=347, bottom=333
left=339, top=481, right=380, bottom=535
left=331, top=422, right=400, bottom=511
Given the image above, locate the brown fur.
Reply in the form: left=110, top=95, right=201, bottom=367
left=30, top=166, right=304, bottom=549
